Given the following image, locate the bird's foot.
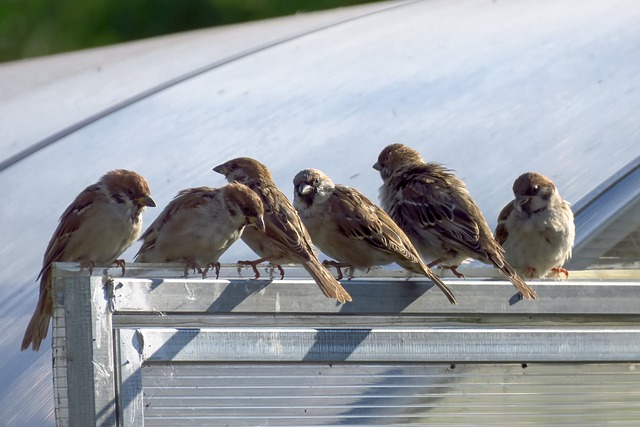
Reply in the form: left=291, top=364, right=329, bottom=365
left=79, top=259, right=96, bottom=275
left=182, top=260, right=203, bottom=278
left=322, top=260, right=355, bottom=280
left=238, top=260, right=262, bottom=280
left=113, top=259, right=126, bottom=276
left=449, top=266, right=465, bottom=279
left=203, top=262, right=221, bottom=279
left=524, top=266, right=537, bottom=279
left=428, top=259, right=464, bottom=279
left=550, top=267, right=569, bottom=280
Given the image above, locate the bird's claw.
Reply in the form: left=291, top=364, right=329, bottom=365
left=182, top=260, right=203, bottom=278
left=203, top=262, right=221, bottom=279
left=238, top=260, right=261, bottom=280
left=113, top=259, right=126, bottom=276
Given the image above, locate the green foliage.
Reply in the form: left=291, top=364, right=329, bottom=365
left=0, top=0, right=381, bottom=63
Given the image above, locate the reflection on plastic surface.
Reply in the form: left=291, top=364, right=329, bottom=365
left=2, top=0, right=640, bottom=425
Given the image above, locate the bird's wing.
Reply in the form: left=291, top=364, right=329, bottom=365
left=494, top=201, right=514, bottom=245
left=332, top=185, right=421, bottom=263
left=136, top=187, right=218, bottom=257
left=395, top=170, right=484, bottom=255
left=260, top=183, right=317, bottom=258
left=39, top=184, right=104, bottom=282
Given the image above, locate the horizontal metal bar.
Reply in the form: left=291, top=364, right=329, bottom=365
left=137, top=327, right=640, bottom=363
left=112, top=313, right=640, bottom=328
left=106, top=278, right=640, bottom=316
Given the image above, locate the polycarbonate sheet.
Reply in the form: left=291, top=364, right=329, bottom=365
left=3, top=0, right=640, bottom=425
left=141, top=363, right=640, bottom=426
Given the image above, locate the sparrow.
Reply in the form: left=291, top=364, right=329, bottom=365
left=374, top=143, right=538, bottom=300
left=135, top=183, right=265, bottom=279
left=22, top=169, right=155, bottom=351
left=213, top=157, right=352, bottom=304
left=495, top=172, right=575, bottom=279
left=293, top=168, right=456, bottom=304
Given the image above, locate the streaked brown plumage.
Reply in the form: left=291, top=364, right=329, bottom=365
left=213, top=157, right=352, bottom=304
left=22, top=170, right=155, bottom=351
left=495, top=172, right=574, bottom=279
left=293, top=168, right=456, bottom=304
left=135, top=182, right=265, bottom=278
left=374, top=143, right=538, bottom=300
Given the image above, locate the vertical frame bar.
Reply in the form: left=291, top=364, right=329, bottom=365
left=116, top=328, right=145, bottom=426
left=52, top=272, right=69, bottom=427
left=63, top=274, right=117, bottom=427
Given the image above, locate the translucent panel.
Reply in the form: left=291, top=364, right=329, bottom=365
left=2, top=0, right=640, bottom=425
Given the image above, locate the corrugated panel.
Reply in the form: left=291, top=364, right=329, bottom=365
left=598, top=228, right=640, bottom=267
left=141, top=363, right=640, bottom=426
left=568, top=156, right=640, bottom=269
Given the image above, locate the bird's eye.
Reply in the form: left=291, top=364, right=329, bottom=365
left=126, top=189, right=134, bottom=197
left=230, top=163, right=237, bottom=170
left=531, top=185, right=539, bottom=195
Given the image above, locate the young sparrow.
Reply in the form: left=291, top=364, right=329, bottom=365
left=293, top=169, right=456, bottom=304
left=213, top=158, right=352, bottom=304
left=374, top=143, right=538, bottom=300
left=135, top=183, right=265, bottom=279
left=22, top=170, right=156, bottom=351
left=495, top=172, right=575, bottom=279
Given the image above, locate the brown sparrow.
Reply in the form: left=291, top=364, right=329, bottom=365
left=213, top=157, right=352, bottom=304
left=374, top=143, right=538, bottom=300
left=135, top=183, right=265, bottom=279
left=21, top=169, right=155, bottom=351
left=293, top=168, right=456, bottom=304
left=495, top=172, right=575, bottom=279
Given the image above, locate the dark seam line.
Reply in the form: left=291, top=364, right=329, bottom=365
left=0, top=0, right=420, bottom=173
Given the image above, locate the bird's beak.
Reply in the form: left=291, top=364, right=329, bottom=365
left=372, top=162, right=381, bottom=171
left=213, top=164, right=228, bottom=176
left=138, top=195, right=156, bottom=207
left=298, top=183, right=314, bottom=196
left=515, top=195, right=531, bottom=206
left=250, top=215, right=266, bottom=231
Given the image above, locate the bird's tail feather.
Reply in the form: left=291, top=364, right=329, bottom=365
left=492, top=256, right=538, bottom=300
left=21, top=270, right=53, bottom=351
left=427, top=271, right=456, bottom=304
left=398, top=259, right=457, bottom=304
left=302, top=258, right=352, bottom=303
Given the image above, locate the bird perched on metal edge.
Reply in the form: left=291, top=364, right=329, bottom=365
left=22, top=169, right=156, bottom=351
left=135, top=182, right=265, bottom=279
left=293, top=168, right=456, bottom=304
left=495, top=172, right=575, bottom=279
left=213, top=157, right=352, bottom=304
left=374, top=143, right=538, bottom=300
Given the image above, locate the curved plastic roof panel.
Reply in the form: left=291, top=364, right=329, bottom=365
left=1, top=0, right=640, bottom=425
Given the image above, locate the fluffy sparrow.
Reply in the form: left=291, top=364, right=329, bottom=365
left=495, top=172, right=575, bottom=279
left=135, top=183, right=265, bottom=279
left=213, top=157, right=352, bottom=304
left=374, top=143, right=538, bottom=300
left=293, top=169, right=456, bottom=304
left=22, top=169, right=155, bottom=351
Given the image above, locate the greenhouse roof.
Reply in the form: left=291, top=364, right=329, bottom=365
left=1, top=0, right=639, bottom=424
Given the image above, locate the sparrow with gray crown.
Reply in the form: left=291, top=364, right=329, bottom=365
left=293, top=168, right=456, bottom=304
left=374, top=143, right=538, bottom=300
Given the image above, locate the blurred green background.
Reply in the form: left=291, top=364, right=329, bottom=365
left=0, top=0, right=381, bottom=63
